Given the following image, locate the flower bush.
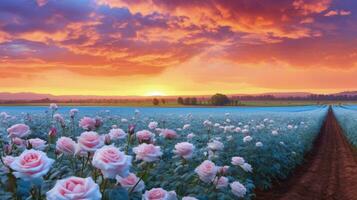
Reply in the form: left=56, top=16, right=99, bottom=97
left=0, top=105, right=327, bottom=199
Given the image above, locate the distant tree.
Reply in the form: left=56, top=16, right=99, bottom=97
left=177, top=97, right=184, bottom=104
left=153, top=98, right=160, bottom=106
left=191, top=97, right=197, bottom=105
left=184, top=97, right=191, bottom=105
left=211, top=93, right=230, bottom=106
left=161, top=99, right=166, bottom=104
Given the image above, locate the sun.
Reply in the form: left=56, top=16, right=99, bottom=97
left=145, top=91, right=166, bottom=96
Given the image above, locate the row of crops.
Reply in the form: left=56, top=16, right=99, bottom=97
left=333, top=105, right=357, bottom=147
left=0, top=105, right=327, bottom=199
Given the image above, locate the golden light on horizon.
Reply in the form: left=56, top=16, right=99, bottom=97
left=144, top=91, right=166, bottom=96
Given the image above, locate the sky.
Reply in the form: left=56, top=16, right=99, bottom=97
left=0, top=0, right=356, bottom=96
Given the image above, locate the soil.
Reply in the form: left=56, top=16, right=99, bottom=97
left=255, top=107, right=357, bottom=200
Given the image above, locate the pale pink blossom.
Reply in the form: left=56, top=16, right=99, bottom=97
left=214, top=176, right=229, bottom=189
left=28, top=138, right=47, bottom=151
left=230, top=181, right=247, bottom=198
left=79, top=117, right=96, bottom=130
left=7, top=124, right=31, bottom=138
left=148, top=121, right=158, bottom=130
left=10, top=149, right=54, bottom=181
left=109, top=128, right=127, bottom=140
left=142, top=188, right=177, bottom=200
left=92, top=145, right=132, bottom=178
left=133, top=143, right=163, bottom=162
left=194, top=160, right=218, bottom=183
left=116, top=173, right=145, bottom=192
left=207, top=140, right=224, bottom=151
left=136, top=130, right=155, bottom=143
left=46, top=176, right=101, bottom=200
left=56, top=137, right=77, bottom=155
left=77, top=131, right=104, bottom=152
left=49, top=103, right=58, bottom=110
left=173, top=142, right=195, bottom=159
left=160, top=129, right=178, bottom=139
left=231, top=157, right=245, bottom=166
left=182, top=197, right=198, bottom=200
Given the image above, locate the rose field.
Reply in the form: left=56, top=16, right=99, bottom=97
left=0, top=105, right=329, bottom=200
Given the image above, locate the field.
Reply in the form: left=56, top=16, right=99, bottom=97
left=2, top=105, right=357, bottom=199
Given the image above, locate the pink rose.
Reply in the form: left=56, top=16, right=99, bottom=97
left=116, top=173, right=145, bottom=192
left=46, top=176, right=101, bottom=200
left=92, top=145, right=132, bottom=179
left=148, top=122, right=158, bottom=130
left=1, top=156, right=15, bottom=173
left=133, top=143, right=163, bottom=162
left=7, top=124, right=31, bottom=138
left=79, top=117, right=96, bottom=130
left=173, top=142, right=195, bottom=159
left=69, top=108, right=79, bottom=117
left=230, top=181, right=247, bottom=198
left=12, top=137, right=26, bottom=147
left=109, top=128, right=127, bottom=140
left=142, top=188, right=177, bottom=200
left=194, top=160, right=218, bottom=183
left=160, top=129, right=178, bottom=139
left=56, top=137, right=77, bottom=155
left=49, top=103, right=58, bottom=110
left=10, top=149, right=54, bottom=181
left=77, top=131, right=104, bottom=152
left=213, top=176, right=229, bottom=189
left=53, top=114, right=65, bottom=124
left=231, top=156, right=245, bottom=166
left=182, top=197, right=198, bottom=200
left=28, top=138, right=47, bottom=151
left=136, top=130, right=154, bottom=143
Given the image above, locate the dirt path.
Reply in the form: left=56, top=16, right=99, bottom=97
left=255, top=107, right=357, bottom=200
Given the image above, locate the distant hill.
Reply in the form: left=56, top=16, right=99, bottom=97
left=0, top=91, right=356, bottom=101
left=333, top=91, right=357, bottom=96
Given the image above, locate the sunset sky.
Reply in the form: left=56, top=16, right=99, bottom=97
left=0, top=0, right=356, bottom=96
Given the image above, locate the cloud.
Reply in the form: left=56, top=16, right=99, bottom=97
left=0, top=0, right=356, bottom=81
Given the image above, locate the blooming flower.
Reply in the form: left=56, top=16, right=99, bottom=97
left=195, top=160, right=218, bottom=183
left=136, top=130, right=155, bottom=143
left=207, top=140, right=224, bottom=151
left=69, top=108, right=79, bottom=117
left=7, top=124, right=31, bottom=138
left=77, top=131, right=104, bottom=152
left=10, top=149, right=54, bottom=181
left=148, top=121, right=158, bottom=130
left=243, top=136, right=253, bottom=143
left=231, top=157, right=245, bottom=166
left=183, top=124, right=190, bottom=130
left=79, top=117, right=96, bottom=130
left=256, top=142, right=263, bottom=147
left=56, top=137, right=77, bottom=155
left=142, top=188, right=177, bottom=200
left=49, top=103, right=58, bottom=110
left=92, top=145, right=132, bottom=179
left=46, top=177, right=101, bottom=200
left=173, top=142, right=195, bottom=159
left=187, top=133, right=195, bottom=139
left=116, top=173, right=145, bottom=193
left=133, top=143, right=163, bottom=162
left=160, top=129, right=178, bottom=139
left=28, top=138, right=47, bottom=151
left=109, top=128, right=127, bottom=140
left=214, top=176, right=229, bottom=189
left=240, top=163, right=253, bottom=173
left=182, top=197, right=198, bottom=200
left=230, top=181, right=247, bottom=198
